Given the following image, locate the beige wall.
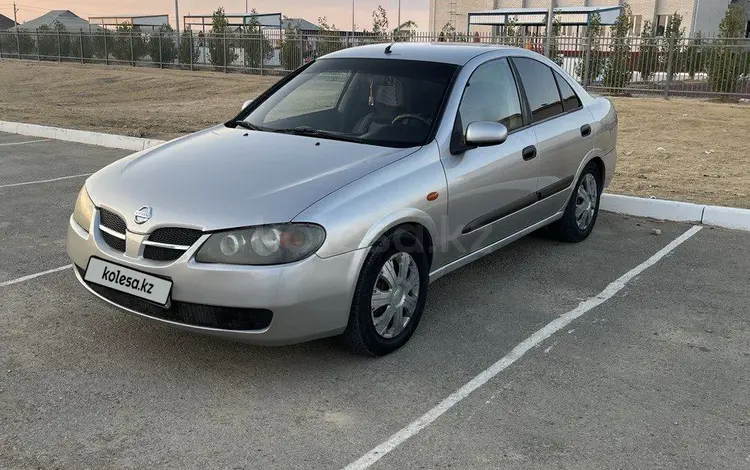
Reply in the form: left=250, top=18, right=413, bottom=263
left=430, top=0, right=494, bottom=33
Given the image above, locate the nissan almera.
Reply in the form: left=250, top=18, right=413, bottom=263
left=68, top=43, right=617, bottom=356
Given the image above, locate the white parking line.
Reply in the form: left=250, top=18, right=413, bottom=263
left=0, top=173, right=91, bottom=189
left=0, top=139, right=49, bottom=146
left=0, top=265, right=72, bottom=288
left=343, top=225, right=703, bottom=470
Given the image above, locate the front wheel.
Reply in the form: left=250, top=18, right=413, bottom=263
left=343, top=228, right=429, bottom=357
left=549, top=163, right=602, bottom=242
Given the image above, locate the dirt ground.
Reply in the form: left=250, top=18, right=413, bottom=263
left=1, top=60, right=748, bottom=207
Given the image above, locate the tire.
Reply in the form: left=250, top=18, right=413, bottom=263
left=549, top=162, right=602, bottom=243
left=343, top=228, right=429, bottom=357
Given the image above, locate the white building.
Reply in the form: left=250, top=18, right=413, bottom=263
left=429, top=0, right=739, bottom=36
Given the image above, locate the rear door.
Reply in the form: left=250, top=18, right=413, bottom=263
left=511, top=57, right=594, bottom=214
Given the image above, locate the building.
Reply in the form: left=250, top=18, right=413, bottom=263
left=430, top=0, right=740, bottom=36
left=8, top=10, right=101, bottom=32
left=0, top=13, right=15, bottom=31
left=89, top=15, right=170, bottom=33
left=282, top=18, right=320, bottom=33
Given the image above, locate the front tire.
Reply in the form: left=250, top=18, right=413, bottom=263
left=549, top=163, right=602, bottom=242
left=343, top=228, right=429, bottom=357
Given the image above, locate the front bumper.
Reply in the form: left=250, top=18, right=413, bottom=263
left=67, top=214, right=368, bottom=345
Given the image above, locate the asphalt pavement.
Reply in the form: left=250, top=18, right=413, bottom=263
left=1, top=132, right=748, bottom=469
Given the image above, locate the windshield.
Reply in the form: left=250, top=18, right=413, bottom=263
left=239, top=58, right=459, bottom=148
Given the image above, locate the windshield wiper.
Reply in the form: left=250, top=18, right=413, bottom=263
left=229, top=120, right=263, bottom=131
left=271, top=127, right=363, bottom=144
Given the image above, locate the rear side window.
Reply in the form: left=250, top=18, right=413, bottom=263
left=512, top=57, right=564, bottom=122
left=554, top=72, right=582, bottom=112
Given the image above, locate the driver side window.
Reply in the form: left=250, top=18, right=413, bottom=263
left=458, top=58, right=523, bottom=133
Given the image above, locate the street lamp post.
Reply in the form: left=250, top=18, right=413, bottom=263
left=174, top=0, right=180, bottom=41
left=397, top=0, right=401, bottom=38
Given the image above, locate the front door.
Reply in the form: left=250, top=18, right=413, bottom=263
left=441, top=58, right=539, bottom=265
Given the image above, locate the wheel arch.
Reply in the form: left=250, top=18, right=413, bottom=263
left=358, top=209, right=438, bottom=269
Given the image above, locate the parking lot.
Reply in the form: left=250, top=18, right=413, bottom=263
left=1, top=131, right=749, bottom=469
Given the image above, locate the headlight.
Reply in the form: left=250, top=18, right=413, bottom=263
left=195, top=224, right=326, bottom=265
left=72, top=186, right=94, bottom=232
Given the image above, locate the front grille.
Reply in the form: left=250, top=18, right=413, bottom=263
left=143, top=227, right=204, bottom=262
left=97, top=208, right=204, bottom=261
left=99, top=208, right=127, bottom=234
left=101, top=232, right=126, bottom=252
left=148, top=228, right=203, bottom=247
left=98, top=208, right=127, bottom=253
left=77, top=266, right=273, bottom=331
left=144, top=245, right=185, bottom=262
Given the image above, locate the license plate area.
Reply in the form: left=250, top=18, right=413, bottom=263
left=84, top=257, right=173, bottom=307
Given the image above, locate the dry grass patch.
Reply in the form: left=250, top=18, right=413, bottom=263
left=1, top=60, right=748, bottom=207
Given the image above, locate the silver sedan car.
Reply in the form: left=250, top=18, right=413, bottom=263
left=68, top=43, right=617, bottom=356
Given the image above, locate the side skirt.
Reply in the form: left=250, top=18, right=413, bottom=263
left=429, top=211, right=564, bottom=283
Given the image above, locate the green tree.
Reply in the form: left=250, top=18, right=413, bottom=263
left=111, top=22, right=147, bottom=63
left=280, top=20, right=305, bottom=71
left=636, top=20, right=658, bottom=80
left=243, top=9, right=273, bottom=70
left=575, top=12, right=604, bottom=85
left=36, top=22, right=73, bottom=58
left=90, top=29, right=112, bottom=60
left=547, top=15, right=563, bottom=66
left=603, top=2, right=633, bottom=92
left=36, top=24, right=57, bottom=58
left=439, top=22, right=455, bottom=42
left=707, top=4, right=748, bottom=97
left=57, top=23, right=75, bottom=58
left=76, top=30, right=93, bottom=60
left=178, top=28, right=199, bottom=65
left=663, top=13, right=684, bottom=78
left=685, top=31, right=704, bottom=79
left=503, top=16, right=523, bottom=47
left=372, top=5, right=390, bottom=40
left=148, top=24, right=178, bottom=65
left=208, top=7, right=238, bottom=68
left=316, top=16, right=345, bottom=56
left=5, top=30, right=36, bottom=57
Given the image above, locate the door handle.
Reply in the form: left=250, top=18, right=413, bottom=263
left=580, top=124, right=592, bottom=137
left=522, top=145, right=537, bottom=161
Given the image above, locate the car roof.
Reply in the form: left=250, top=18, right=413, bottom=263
left=322, top=42, right=521, bottom=66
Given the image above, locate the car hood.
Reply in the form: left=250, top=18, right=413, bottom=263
left=87, top=126, right=417, bottom=233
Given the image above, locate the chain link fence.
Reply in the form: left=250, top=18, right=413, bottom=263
left=1, top=30, right=749, bottom=98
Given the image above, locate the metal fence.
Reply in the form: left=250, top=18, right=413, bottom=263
left=1, top=29, right=749, bottom=98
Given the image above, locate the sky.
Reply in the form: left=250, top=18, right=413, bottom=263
left=2, top=0, right=430, bottom=31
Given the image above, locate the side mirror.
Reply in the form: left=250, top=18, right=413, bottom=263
left=242, top=99, right=254, bottom=110
left=465, top=121, right=509, bottom=147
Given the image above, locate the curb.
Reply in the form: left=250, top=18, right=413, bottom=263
left=0, top=121, right=165, bottom=151
left=3, top=121, right=750, bottom=232
left=601, top=194, right=750, bottom=232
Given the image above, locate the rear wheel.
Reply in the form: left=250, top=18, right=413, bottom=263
left=343, top=229, right=429, bottom=357
left=549, top=163, right=601, bottom=242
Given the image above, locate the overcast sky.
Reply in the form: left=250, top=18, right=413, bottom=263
left=5, top=0, right=430, bottom=31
